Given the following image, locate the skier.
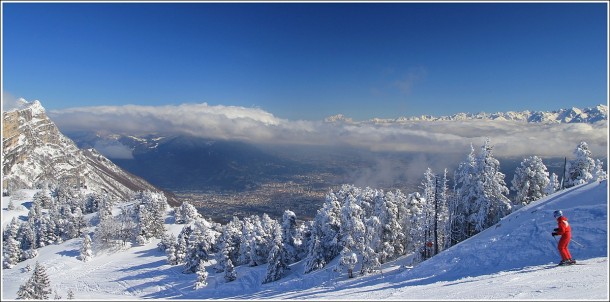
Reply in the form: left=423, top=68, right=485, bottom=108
left=552, top=210, right=576, bottom=265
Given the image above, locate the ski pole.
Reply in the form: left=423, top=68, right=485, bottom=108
left=571, top=238, right=585, bottom=248
left=551, top=235, right=561, bottom=257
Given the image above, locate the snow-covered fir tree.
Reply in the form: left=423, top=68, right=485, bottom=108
left=240, top=214, right=275, bottom=267
left=237, top=216, right=255, bottom=266
left=117, top=206, right=137, bottom=246
left=338, top=186, right=366, bottom=278
left=134, top=191, right=168, bottom=243
left=67, top=289, right=75, bottom=300
left=93, top=209, right=120, bottom=249
left=32, top=190, right=53, bottom=210
left=281, top=210, right=299, bottom=264
left=79, top=234, right=93, bottom=262
left=565, top=141, right=596, bottom=187
left=17, top=261, right=51, bottom=300
left=175, top=201, right=201, bottom=224
left=8, top=199, right=16, bottom=210
left=511, top=156, right=551, bottom=206
left=165, top=233, right=179, bottom=265
left=405, top=190, right=426, bottom=261
left=224, top=258, right=237, bottom=282
left=452, top=139, right=511, bottom=242
left=83, top=192, right=102, bottom=214
left=2, top=236, right=21, bottom=269
left=339, top=247, right=358, bottom=278
left=263, top=224, right=289, bottom=284
left=545, top=173, right=561, bottom=195
left=373, top=189, right=404, bottom=264
left=303, top=191, right=341, bottom=274
left=592, top=159, right=607, bottom=182
left=175, top=232, right=188, bottom=264
left=193, top=259, right=209, bottom=289
left=472, top=139, right=512, bottom=233
left=157, top=233, right=172, bottom=252
left=214, top=216, right=242, bottom=273
left=183, top=219, right=217, bottom=274
left=360, top=215, right=381, bottom=275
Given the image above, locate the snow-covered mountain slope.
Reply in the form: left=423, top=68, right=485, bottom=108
left=2, top=99, right=178, bottom=205
left=2, top=180, right=607, bottom=300
left=326, top=104, right=608, bottom=124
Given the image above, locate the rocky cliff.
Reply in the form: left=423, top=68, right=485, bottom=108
left=2, top=99, right=178, bottom=205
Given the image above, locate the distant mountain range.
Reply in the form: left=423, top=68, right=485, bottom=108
left=2, top=100, right=179, bottom=205
left=325, top=104, right=608, bottom=124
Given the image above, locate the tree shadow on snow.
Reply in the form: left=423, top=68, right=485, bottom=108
left=56, top=249, right=80, bottom=258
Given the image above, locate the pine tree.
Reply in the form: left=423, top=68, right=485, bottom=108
left=373, top=189, right=404, bottom=263
left=224, top=258, right=237, bottom=282
left=338, top=186, right=366, bottom=277
left=17, top=278, right=36, bottom=300
left=303, top=191, right=341, bottom=274
left=183, top=220, right=213, bottom=274
left=4, top=217, right=20, bottom=242
left=80, top=234, right=93, bottom=262
left=93, top=211, right=120, bottom=249
left=193, top=259, right=208, bottom=289
left=214, top=217, right=242, bottom=273
left=544, top=173, right=561, bottom=195
left=360, top=216, right=381, bottom=275
left=134, top=191, right=167, bottom=243
left=84, top=192, right=102, bottom=214
left=472, top=139, right=511, bottom=232
left=281, top=210, right=299, bottom=264
left=566, top=141, right=596, bottom=187
left=452, top=140, right=511, bottom=243
left=18, top=262, right=52, bottom=300
left=67, top=289, right=75, bottom=300
left=175, top=234, right=188, bottom=264
left=71, top=207, right=88, bottom=238
left=32, top=190, right=53, bottom=209
left=165, top=234, right=178, bottom=265
left=175, top=201, right=201, bottom=224
left=2, top=236, right=22, bottom=269
left=8, top=199, right=16, bottom=210
left=117, top=206, right=137, bottom=246
left=237, top=216, right=254, bottom=266
left=511, top=156, right=550, bottom=206
left=339, top=247, right=358, bottom=278
left=262, top=224, right=289, bottom=284
left=592, top=159, right=607, bottom=182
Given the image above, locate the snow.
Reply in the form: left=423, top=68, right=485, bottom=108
left=2, top=180, right=608, bottom=300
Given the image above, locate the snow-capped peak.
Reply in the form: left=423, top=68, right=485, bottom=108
left=325, top=104, right=608, bottom=124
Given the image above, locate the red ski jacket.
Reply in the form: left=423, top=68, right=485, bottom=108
left=556, top=216, right=571, bottom=235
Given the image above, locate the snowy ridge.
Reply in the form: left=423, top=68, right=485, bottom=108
left=2, top=180, right=607, bottom=300
left=2, top=99, right=177, bottom=204
left=328, top=104, right=608, bottom=124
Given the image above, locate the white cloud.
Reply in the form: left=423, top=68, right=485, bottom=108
left=2, top=92, right=28, bottom=111
left=93, top=140, right=134, bottom=159
left=48, top=103, right=608, bottom=160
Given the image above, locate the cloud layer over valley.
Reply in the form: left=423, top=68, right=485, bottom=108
left=49, top=102, right=607, bottom=160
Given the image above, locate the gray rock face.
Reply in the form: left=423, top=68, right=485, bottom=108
left=2, top=100, right=178, bottom=205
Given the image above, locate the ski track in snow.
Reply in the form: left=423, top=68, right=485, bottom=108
left=2, top=181, right=608, bottom=300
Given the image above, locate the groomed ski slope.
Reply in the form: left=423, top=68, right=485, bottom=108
left=2, top=180, right=608, bottom=300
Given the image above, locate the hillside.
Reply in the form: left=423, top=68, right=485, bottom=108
left=2, top=99, right=178, bottom=205
left=1, top=180, right=607, bottom=300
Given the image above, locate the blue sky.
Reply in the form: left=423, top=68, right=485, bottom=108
left=2, top=2, right=608, bottom=120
